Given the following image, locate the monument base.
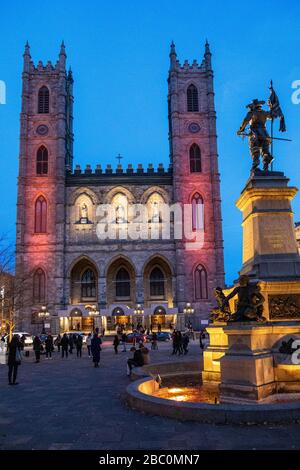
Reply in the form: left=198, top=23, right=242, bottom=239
left=236, top=170, right=300, bottom=281
left=215, top=322, right=300, bottom=404
left=202, top=324, right=228, bottom=385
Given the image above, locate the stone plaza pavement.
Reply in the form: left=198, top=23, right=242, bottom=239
left=1, top=339, right=300, bottom=450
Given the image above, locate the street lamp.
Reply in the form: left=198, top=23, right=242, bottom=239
left=133, top=304, right=144, bottom=315
left=183, top=302, right=194, bottom=315
left=88, top=306, right=100, bottom=317
left=38, top=305, right=50, bottom=333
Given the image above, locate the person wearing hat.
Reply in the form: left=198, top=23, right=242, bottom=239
left=237, top=98, right=273, bottom=171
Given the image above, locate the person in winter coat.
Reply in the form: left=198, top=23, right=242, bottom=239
left=61, top=333, right=69, bottom=358
left=76, top=335, right=83, bottom=357
left=151, top=332, right=158, bottom=350
left=91, top=328, right=102, bottom=367
left=182, top=334, right=189, bottom=355
left=45, top=334, right=53, bottom=359
left=69, top=334, right=74, bottom=354
left=127, top=347, right=144, bottom=376
left=121, top=332, right=127, bottom=352
left=7, top=335, right=22, bottom=385
left=113, top=335, right=120, bottom=354
left=86, top=333, right=92, bottom=357
left=54, top=334, right=61, bottom=352
left=33, top=335, right=42, bottom=363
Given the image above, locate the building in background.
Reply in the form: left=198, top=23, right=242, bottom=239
left=0, top=272, right=14, bottom=332
left=15, top=41, right=224, bottom=334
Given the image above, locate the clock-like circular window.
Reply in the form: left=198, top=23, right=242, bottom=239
left=36, top=124, right=49, bottom=136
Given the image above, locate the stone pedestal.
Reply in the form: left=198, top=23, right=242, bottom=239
left=219, top=322, right=300, bottom=404
left=236, top=170, right=300, bottom=280
left=202, top=324, right=228, bottom=384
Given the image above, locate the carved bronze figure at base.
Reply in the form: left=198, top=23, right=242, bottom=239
left=210, top=287, right=231, bottom=322
left=210, top=276, right=266, bottom=324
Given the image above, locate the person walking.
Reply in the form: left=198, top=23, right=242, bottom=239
left=76, top=335, right=83, bottom=357
left=45, top=334, right=53, bottom=359
left=171, top=329, right=177, bottom=355
left=20, top=334, right=26, bottom=351
left=151, top=332, right=158, bottom=350
left=33, top=335, right=42, bottom=363
left=86, top=333, right=92, bottom=357
left=113, top=335, right=120, bottom=354
left=199, top=330, right=205, bottom=350
left=61, top=333, right=69, bottom=358
left=121, top=332, right=127, bottom=352
left=177, top=331, right=183, bottom=355
left=69, top=334, right=74, bottom=354
left=7, top=335, right=22, bottom=385
left=54, top=334, right=61, bottom=352
left=182, top=334, right=189, bottom=355
left=91, top=328, right=102, bottom=367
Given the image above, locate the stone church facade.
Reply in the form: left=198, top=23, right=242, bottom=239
left=15, top=41, right=224, bottom=334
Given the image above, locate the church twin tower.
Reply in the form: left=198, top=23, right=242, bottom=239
left=16, top=41, right=224, bottom=333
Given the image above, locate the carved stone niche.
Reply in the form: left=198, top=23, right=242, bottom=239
left=269, top=294, right=300, bottom=320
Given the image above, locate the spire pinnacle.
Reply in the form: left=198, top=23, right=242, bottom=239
left=169, top=40, right=177, bottom=70
left=23, top=41, right=31, bottom=72
left=205, top=39, right=211, bottom=55
left=24, top=41, right=31, bottom=56
left=60, top=40, right=66, bottom=56
left=58, top=40, right=66, bottom=70
left=170, top=40, right=176, bottom=55
left=204, top=39, right=212, bottom=71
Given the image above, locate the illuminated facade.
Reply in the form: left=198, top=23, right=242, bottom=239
left=15, top=41, right=224, bottom=333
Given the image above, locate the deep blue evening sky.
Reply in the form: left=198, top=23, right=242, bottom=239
left=0, top=0, right=300, bottom=284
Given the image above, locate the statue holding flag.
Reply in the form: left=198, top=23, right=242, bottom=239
left=237, top=82, right=288, bottom=172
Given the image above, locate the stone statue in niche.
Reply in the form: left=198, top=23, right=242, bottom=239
left=116, top=205, right=126, bottom=224
left=75, top=202, right=92, bottom=225
left=80, top=203, right=88, bottom=220
left=151, top=201, right=160, bottom=223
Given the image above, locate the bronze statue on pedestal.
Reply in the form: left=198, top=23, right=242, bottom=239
left=237, top=82, right=289, bottom=172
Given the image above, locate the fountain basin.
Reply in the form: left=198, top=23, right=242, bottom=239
left=126, top=364, right=300, bottom=424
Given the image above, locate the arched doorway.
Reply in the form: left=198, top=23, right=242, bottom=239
left=69, top=308, right=83, bottom=331
left=109, top=306, right=130, bottom=331
left=151, top=305, right=169, bottom=331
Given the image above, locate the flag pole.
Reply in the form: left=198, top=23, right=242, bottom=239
left=270, top=80, right=274, bottom=171
left=271, top=117, right=274, bottom=171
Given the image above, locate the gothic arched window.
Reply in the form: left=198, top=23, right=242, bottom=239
left=81, top=269, right=96, bottom=298
left=194, top=264, right=208, bottom=300
left=38, top=86, right=50, bottom=114
left=150, top=267, right=165, bottom=298
left=190, top=143, right=201, bottom=173
left=33, top=268, right=46, bottom=303
left=192, top=193, right=204, bottom=231
left=187, top=84, right=199, bottom=112
left=116, top=267, right=130, bottom=298
left=36, top=146, right=48, bottom=175
left=34, top=196, right=47, bottom=233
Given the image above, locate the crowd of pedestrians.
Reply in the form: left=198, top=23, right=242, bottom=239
left=1, top=324, right=207, bottom=385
